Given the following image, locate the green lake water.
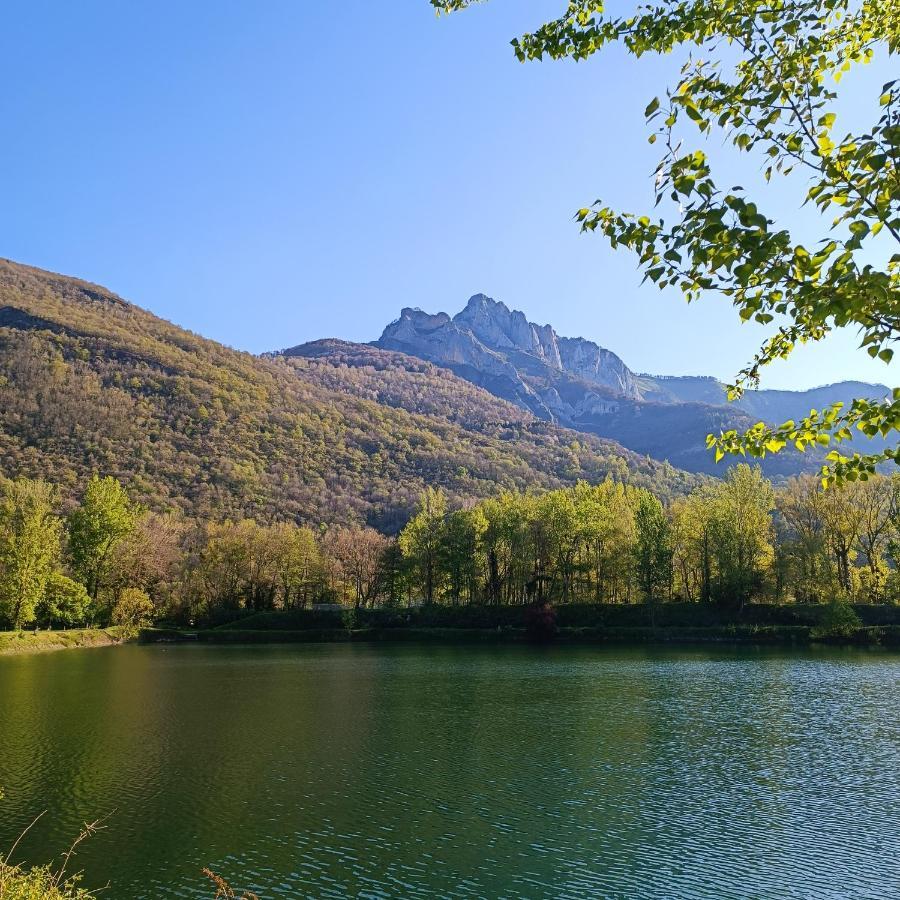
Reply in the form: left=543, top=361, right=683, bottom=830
left=0, top=643, right=898, bottom=898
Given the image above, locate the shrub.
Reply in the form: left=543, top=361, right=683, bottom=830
left=111, top=588, right=154, bottom=627
left=0, top=861, right=94, bottom=899
left=813, top=599, right=862, bottom=639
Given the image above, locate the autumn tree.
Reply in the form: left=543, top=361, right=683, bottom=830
left=854, top=475, right=897, bottom=599
left=108, top=512, right=184, bottom=611
left=820, top=479, right=866, bottom=594
left=776, top=475, right=835, bottom=601
left=325, top=526, right=391, bottom=609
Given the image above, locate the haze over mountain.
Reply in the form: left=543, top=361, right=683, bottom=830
left=371, top=294, right=890, bottom=476
left=0, top=260, right=694, bottom=532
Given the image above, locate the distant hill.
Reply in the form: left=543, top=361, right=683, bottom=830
left=639, top=374, right=890, bottom=424
left=374, top=295, right=891, bottom=476
left=0, top=260, right=695, bottom=533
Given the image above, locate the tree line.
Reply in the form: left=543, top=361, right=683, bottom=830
left=2, top=466, right=900, bottom=630
left=398, top=468, right=900, bottom=610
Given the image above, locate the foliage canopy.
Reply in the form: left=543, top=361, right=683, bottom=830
left=432, top=0, right=900, bottom=484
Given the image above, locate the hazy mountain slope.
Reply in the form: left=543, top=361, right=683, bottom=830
left=0, top=260, right=695, bottom=532
left=642, top=375, right=890, bottom=422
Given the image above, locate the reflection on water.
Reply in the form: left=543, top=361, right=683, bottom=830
left=0, top=644, right=898, bottom=898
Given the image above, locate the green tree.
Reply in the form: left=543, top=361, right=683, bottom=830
left=480, top=492, right=533, bottom=604
left=68, top=476, right=138, bottom=606
left=707, top=465, right=776, bottom=606
left=433, top=0, right=899, bottom=484
left=671, top=491, right=715, bottom=602
left=776, top=475, right=836, bottom=601
left=0, top=478, right=63, bottom=629
left=188, top=520, right=253, bottom=616
left=574, top=481, right=635, bottom=603
left=632, top=490, right=674, bottom=614
left=399, top=487, right=447, bottom=603
left=268, top=523, right=324, bottom=609
left=441, top=506, right=487, bottom=604
left=37, top=573, right=91, bottom=628
left=537, top=490, right=581, bottom=602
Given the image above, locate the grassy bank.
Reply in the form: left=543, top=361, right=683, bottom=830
left=0, top=626, right=132, bottom=656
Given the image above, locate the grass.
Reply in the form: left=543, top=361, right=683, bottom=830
left=0, top=627, right=132, bottom=656
left=0, top=797, right=104, bottom=899
left=0, top=800, right=246, bottom=898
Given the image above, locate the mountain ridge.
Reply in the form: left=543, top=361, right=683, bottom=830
left=371, top=293, right=890, bottom=475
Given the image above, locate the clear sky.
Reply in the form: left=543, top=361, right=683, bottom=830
left=1, top=0, right=894, bottom=390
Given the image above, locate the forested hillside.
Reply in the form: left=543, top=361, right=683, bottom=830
left=0, top=260, right=694, bottom=531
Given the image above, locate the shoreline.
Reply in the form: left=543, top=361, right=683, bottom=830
left=140, top=623, right=900, bottom=649
left=4, top=617, right=900, bottom=658
left=0, top=626, right=132, bottom=656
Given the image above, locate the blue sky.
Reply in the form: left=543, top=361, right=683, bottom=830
left=1, top=0, right=894, bottom=390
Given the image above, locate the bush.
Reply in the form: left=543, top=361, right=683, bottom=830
left=0, top=861, right=94, bottom=899
left=341, top=606, right=359, bottom=631
left=111, top=588, right=154, bottom=627
left=813, top=598, right=862, bottom=639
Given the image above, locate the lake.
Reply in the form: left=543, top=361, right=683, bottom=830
left=1, top=643, right=898, bottom=898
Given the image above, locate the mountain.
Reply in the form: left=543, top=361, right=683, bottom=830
left=375, top=295, right=890, bottom=476
left=637, top=374, right=890, bottom=424
left=378, top=297, right=640, bottom=422
left=0, top=260, right=695, bottom=532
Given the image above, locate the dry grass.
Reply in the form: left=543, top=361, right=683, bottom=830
left=202, top=868, right=260, bottom=899
left=0, top=803, right=107, bottom=899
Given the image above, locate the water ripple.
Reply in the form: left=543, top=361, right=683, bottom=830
left=0, top=644, right=898, bottom=898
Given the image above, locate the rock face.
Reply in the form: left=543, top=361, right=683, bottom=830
left=377, top=294, right=641, bottom=425
left=557, top=337, right=636, bottom=397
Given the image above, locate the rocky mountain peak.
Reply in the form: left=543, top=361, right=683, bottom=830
left=452, top=293, right=565, bottom=367
left=397, top=307, right=451, bottom=329
left=376, top=293, right=644, bottom=427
